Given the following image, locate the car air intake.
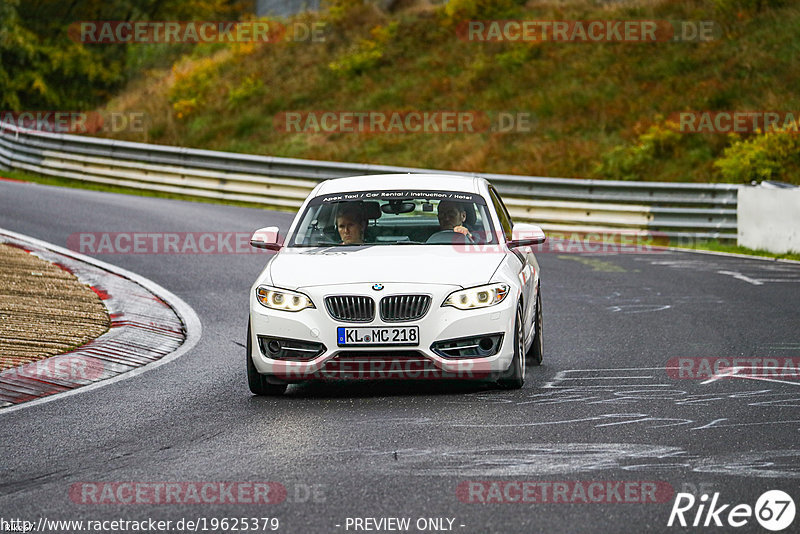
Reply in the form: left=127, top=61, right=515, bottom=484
left=380, top=295, right=432, bottom=322
left=431, top=333, right=504, bottom=358
left=258, top=336, right=326, bottom=360
left=325, top=295, right=375, bottom=322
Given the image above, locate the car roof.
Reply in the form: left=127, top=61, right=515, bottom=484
left=314, top=174, right=484, bottom=196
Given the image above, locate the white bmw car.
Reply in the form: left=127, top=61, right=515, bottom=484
left=247, top=174, right=545, bottom=395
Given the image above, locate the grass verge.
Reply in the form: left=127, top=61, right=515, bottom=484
left=674, top=240, right=800, bottom=262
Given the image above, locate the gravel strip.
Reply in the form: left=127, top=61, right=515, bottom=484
left=0, top=243, right=110, bottom=371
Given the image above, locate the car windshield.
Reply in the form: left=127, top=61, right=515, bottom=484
left=288, top=190, right=498, bottom=246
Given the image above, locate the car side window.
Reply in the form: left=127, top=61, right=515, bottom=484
left=489, top=187, right=513, bottom=242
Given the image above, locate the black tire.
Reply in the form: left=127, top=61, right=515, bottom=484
left=497, top=303, right=525, bottom=389
left=526, top=286, right=543, bottom=366
left=247, top=322, right=288, bottom=396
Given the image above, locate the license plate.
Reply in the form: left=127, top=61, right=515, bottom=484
left=337, top=326, right=419, bottom=346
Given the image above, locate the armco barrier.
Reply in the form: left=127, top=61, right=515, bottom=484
left=0, top=122, right=738, bottom=240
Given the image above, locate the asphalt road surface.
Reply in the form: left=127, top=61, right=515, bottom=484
left=2, top=180, right=800, bottom=534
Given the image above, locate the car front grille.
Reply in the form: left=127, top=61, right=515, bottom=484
left=379, top=295, right=431, bottom=322
left=325, top=295, right=375, bottom=322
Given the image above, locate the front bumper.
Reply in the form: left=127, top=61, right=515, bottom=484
left=248, top=282, right=517, bottom=381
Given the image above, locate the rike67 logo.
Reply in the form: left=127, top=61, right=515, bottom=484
left=668, top=490, right=795, bottom=531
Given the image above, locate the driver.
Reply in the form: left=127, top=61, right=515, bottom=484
left=437, top=200, right=472, bottom=239
left=336, top=203, right=367, bottom=245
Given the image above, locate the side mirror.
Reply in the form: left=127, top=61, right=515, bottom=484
left=507, top=223, right=546, bottom=248
left=250, top=226, right=282, bottom=251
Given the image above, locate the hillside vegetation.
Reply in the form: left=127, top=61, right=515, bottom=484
left=0, top=0, right=247, bottom=111
left=100, top=0, right=800, bottom=184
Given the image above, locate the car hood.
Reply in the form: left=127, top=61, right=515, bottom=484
left=269, top=245, right=506, bottom=290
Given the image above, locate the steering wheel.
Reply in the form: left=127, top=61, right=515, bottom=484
left=314, top=233, right=339, bottom=245
left=425, top=230, right=474, bottom=244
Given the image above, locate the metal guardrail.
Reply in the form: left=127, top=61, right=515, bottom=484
left=0, top=122, right=739, bottom=240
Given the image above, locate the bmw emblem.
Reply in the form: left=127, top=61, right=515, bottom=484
left=372, top=283, right=384, bottom=291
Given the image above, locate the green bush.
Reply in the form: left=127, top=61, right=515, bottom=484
left=596, top=122, right=683, bottom=180
left=495, top=44, right=534, bottom=70
left=227, top=76, right=265, bottom=109
left=714, top=0, right=786, bottom=16
left=324, top=0, right=369, bottom=25
left=169, top=56, right=224, bottom=118
left=329, top=21, right=398, bottom=75
left=713, top=128, right=800, bottom=184
left=1, top=0, right=247, bottom=111
left=443, top=0, right=523, bottom=23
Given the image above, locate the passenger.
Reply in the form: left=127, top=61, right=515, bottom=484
left=437, top=200, right=472, bottom=239
left=336, top=203, right=367, bottom=245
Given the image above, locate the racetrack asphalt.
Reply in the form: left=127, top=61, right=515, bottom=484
left=1, top=180, right=799, bottom=533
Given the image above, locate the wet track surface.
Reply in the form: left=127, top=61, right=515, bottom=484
left=1, top=181, right=800, bottom=533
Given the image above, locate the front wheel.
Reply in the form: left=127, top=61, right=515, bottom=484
left=526, top=286, right=543, bottom=366
left=247, top=322, right=288, bottom=396
left=497, top=303, right=525, bottom=389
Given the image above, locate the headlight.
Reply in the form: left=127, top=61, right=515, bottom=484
left=256, top=286, right=315, bottom=312
left=442, top=283, right=510, bottom=310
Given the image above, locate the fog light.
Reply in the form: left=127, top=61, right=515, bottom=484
left=431, top=333, right=504, bottom=358
left=478, top=337, right=495, bottom=353
left=258, top=336, right=326, bottom=360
